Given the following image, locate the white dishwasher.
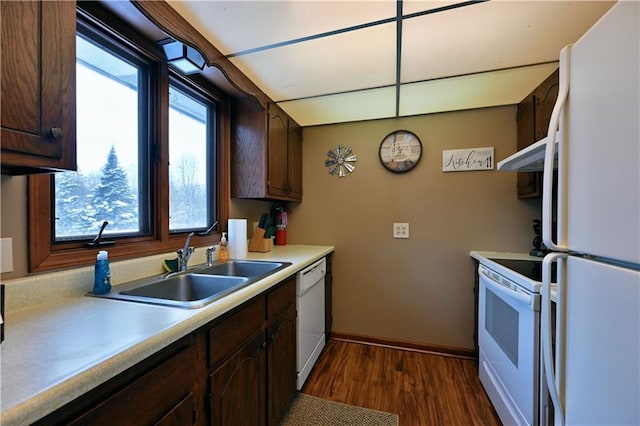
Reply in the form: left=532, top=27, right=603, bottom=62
left=296, top=257, right=326, bottom=390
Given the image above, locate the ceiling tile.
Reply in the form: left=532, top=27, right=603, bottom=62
left=229, top=22, right=397, bottom=101
left=402, top=1, right=472, bottom=16
left=401, top=0, right=614, bottom=83
left=278, top=86, right=397, bottom=126
left=167, top=0, right=397, bottom=55
left=165, top=0, right=615, bottom=126
left=399, top=63, right=559, bottom=116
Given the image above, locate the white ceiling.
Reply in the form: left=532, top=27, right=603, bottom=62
left=167, top=0, right=615, bottom=127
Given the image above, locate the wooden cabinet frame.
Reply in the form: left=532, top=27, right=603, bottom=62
left=231, top=99, right=303, bottom=202
left=1, top=1, right=77, bottom=174
left=516, top=70, right=559, bottom=199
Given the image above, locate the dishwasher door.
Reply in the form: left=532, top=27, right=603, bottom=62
left=296, top=258, right=326, bottom=389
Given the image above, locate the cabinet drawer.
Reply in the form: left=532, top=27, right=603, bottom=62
left=267, top=277, right=295, bottom=321
left=209, top=297, right=266, bottom=367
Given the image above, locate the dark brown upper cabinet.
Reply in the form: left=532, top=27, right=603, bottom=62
left=232, top=99, right=303, bottom=202
left=516, top=69, right=559, bottom=198
left=1, top=1, right=77, bottom=174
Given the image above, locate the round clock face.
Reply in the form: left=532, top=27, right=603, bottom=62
left=379, top=130, right=422, bottom=173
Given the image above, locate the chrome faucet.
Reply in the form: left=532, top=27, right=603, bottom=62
left=206, top=246, right=217, bottom=267
left=176, top=232, right=195, bottom=271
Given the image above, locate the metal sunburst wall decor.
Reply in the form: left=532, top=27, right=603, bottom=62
left=325, top=145, right=358, bottom=178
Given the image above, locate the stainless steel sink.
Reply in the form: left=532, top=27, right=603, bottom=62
left=122, top=273, right=248, bottom=301
left=196, top=260, right=289, bottom=278
left=88, top=260, right=291, bottom=309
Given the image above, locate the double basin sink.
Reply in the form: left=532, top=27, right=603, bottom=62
left=89, top=260, right=291, bottom=309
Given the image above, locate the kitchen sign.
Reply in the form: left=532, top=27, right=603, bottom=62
left=442, top=147, right=494, bottom=172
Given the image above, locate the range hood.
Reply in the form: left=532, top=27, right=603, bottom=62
left=497, top=135, right=558, bottom=172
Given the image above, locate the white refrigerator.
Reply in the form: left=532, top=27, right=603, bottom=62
left=539, top=2, right=640, bottom=425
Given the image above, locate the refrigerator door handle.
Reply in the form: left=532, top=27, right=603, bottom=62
left=542, top=252, right=567, bottom=426
left=543, top=45, right=572, bottom=252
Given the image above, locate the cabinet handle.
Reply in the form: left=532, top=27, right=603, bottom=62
left=50, top=128, right=63, bottom=139
left=267, top=318, right=282, bottom=346
left=249, top=333, right=266, bottom=357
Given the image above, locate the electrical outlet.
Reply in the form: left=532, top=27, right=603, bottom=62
left=393, top=223, right=409, bottom=239
left=0, top=238, right=14, bottom=273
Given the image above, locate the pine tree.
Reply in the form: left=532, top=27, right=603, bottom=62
left=54, top=171, right=95, bottom=237
left=93, top=146, right=138, bottom=232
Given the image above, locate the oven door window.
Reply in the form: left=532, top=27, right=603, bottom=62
left=485, top=288, right=519, bottom=367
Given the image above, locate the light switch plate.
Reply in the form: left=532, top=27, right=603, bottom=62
left=1, top=238, right=14, bottom=273
left=393, top=223, right=409, bottom=239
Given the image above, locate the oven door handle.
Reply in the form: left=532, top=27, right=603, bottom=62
left=479, top=267, right=534, bottom=307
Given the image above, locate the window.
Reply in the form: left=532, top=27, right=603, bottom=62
left=28, top=3, right=226, bottom=272
left=168, top=81, right=216, bottom=233
left=55, top=33, right=149, bottom=240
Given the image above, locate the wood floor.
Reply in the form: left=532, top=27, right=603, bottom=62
left=301, top=338, right=502, bottom=426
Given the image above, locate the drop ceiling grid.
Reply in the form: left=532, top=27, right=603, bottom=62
left=228, top=22, right=398, bottom=102
left=164, top=0, right=616, bottom=126
left=166, top=0, right=398, bottom=56
left=398, top=62, right=559, bottom=117
left=401, top=1, right=603, bottom=84
left=278, top=86, right=397, bottom=126
left=402, top=0, right=477, bottom=16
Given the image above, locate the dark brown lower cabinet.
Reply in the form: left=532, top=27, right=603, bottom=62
left=267, top=303, right=296, bottom=426
left=325, top=253, right=333, bottom=337
left=35, top=336, right=198, bottom=425
left=209, top=332, right=266, bottom=426
left=207, top=277, right=297, bottom=426
left=32, top=273, right=302, bottom=426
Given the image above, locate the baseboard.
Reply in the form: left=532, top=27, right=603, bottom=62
left=330, top=331, right=476, bottom=360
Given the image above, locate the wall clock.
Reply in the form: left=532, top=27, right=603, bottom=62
left=379, top=130, right=423, bottom=173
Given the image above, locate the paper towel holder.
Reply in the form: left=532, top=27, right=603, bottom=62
left=228, top=219, right=248, bottom=259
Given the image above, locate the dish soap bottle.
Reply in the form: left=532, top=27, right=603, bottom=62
left=93, top=250, right=112, bottom=294
left=218, top=232, right=230, bottom=262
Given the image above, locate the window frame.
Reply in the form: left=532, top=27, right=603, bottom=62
left=54, top=24, right=153, bottom=242
left=27, top=2, right=228, bottom=273
left=167, top=77, right=218, bottom=235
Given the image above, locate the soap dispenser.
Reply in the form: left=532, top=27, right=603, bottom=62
left=218, top=232, right=230, bottom=262
left=93, top=250, right=112, bottom=294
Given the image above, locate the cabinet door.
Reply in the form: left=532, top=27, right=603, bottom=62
left=209, top=332, right=266, bottom=426
left=325, top=254, right=333, bottom=337
left=516, top=94, right=541, bottom=198
left=65, top=342, right=197, bottom=426
left=516, top=70, right=559, bottom=199
left=534, top=70, right=559, bottom=141
left=1, top=0, right=76, bottom=173
left=267, top=104, right=289, bottom=198
left=267, top=303, right=297, bottom=426
left=287, top=120, right=303, bottom=201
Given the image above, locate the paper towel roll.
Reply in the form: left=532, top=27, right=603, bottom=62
left=228, top=219, right=248, bottom=259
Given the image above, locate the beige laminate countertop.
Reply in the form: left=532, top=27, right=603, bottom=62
left=0, top=245, right=334, bottom=426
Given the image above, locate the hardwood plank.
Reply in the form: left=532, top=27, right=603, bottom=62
left=301, top=339, right=501, bottom=426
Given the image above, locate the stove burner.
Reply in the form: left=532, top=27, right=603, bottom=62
left=490, top=258, right=556, bottom=282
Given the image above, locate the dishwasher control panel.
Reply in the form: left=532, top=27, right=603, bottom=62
left=297, top=258, right=326, bottom=295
